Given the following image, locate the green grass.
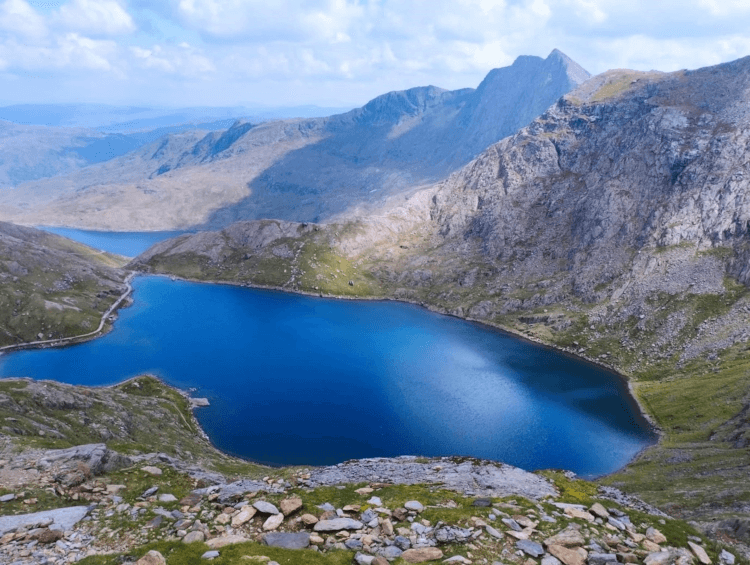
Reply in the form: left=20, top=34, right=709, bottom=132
left=79, top=540, right=354, bottom=565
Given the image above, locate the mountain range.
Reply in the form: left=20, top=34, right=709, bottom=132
left=131, top=54, right=750, bottom=528
left=0, top=49, right=589, bottom=230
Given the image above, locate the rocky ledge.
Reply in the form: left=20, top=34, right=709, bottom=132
left=0, top=443, right=743, bottom=565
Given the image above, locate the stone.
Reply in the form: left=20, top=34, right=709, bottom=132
left=355, top=488, right=374, bottom=495
left=355, top=554, right=375, bottom=565
left=443, top=557, right=471, bottom=564
left=314, top=518, right=364, bottom=531
left=401, top=548, right=444, bottom=563
left=310, top=535, right=324, bottom=544
left=589, top=503, right=610, bottom=519
left=0, top=505, right=90, bottom=536
left=381, top=546, right=403, bottom=560
left=381, top=518, right=394, bottom=536
left=646, top=527, right=667, bottom=544
left=0, top=493, right=15, bottom=502
left=206, top=535, right=249, bottom=549
left=394, top=535, right=411, bottom=550
left=719, top=550, right=735, bottom=565
left=280, top=497, right=303, bottom=516
left=516, top=540, right=545, bottom=557
left=544, top=526, right=585, bottom=547
left=643, top=540, right=662, bottom=553
left=472, top=497, right=492, bottom=507
left=547, top=544, right=587, bottom=565
left=368, top=496, right=383, bottom=506
left=514, top=515, right=536, bottom=528
left=486, top=525, right=504, bottom=539
left=158, top=494, right=177, bottom=503
left=372, top=558, right=390, bottom=565
left=202, top=551, right=220, bottom=560
left=405, top=501, right=424, bottom=512
left=263, top=532, right=310, bottom=549
left=253, top=501, right=280, bottom=515
left=393, top=508, right=408, bottom=521
left=564, top=507, right=595, bottom=522
left=588, top=554, right=618, bottom=565
left=644, top=551, right=672, bottom=565
left=346, top=538, right=364, bottom=550
left=263, top=514, right=284, bottom=531
left=183, top=530, right=206, bottom=543
left=180, top=493, right=202, bottom=506
left=141, top=466, right=163, bottom=476
left=136, top=550, right=167, bottom=565
left=141, top=486, right=159, bottom=498
left=241, top=557, right=270, bottom=563
left=215, top=513, right=231, bottom=525
left=688, top=541, right=712, bottom=565
left=542, top=556, right=562, bottom=565
left=608, top=517, right=626, bottom=531
left=34, top=529, right=64, bottom=544
left=502, top=518, right=523, bottom=531
left=232, top=507, right=257, bottom=526
left=301, top=513, right=319, bottom=525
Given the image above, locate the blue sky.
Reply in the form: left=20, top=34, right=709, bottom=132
left=2, top=0, right=750, bottom=108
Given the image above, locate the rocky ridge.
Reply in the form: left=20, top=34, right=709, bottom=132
left=0, top=50, right=588, bottom=231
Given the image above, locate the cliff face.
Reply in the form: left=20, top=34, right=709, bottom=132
left=0, top=50, right=588, bottom=231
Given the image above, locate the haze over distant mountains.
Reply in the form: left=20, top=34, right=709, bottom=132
left=0, top=49, right=589, bottom=231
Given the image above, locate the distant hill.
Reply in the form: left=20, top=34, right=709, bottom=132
left=0, top=50, right=589, bottom=231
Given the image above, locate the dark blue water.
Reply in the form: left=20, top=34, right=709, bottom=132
left=0, top=276, right=655, bottom=475
left=41, top=227, right=188, bottom=257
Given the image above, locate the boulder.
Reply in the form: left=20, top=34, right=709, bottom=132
left=263, top=513, right=284, bottom=531
left=688, top=541, right=712, bottom=565
left=232, top=507, right=257, bottom=527
left=547, top=544, right=587, bottom=565
left=589, top=503, right=610, bottom=519
left=136, top=550, right=167, bottom=565
left=263, top=532, right=310, bottom=549
left=545, top=526, right=585, bottom=547
left=280, top=497, right=303, bottom=516
left=647, top=527, right=667, bottom=544
left=314, top=518, right=364, bottom=531
left=183, top=530, right=206, bottom=543
left=253, top=501, right=280, bottom=515
left=401, top=547, right=444, bottom=563
left=206, top=535, right=249, bottom=549
left=405, top=501, right=424, bottom=512
left=516, top=540, right=544, bottom=557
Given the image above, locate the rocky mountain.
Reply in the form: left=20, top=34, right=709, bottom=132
left=131, top=55, right=750, bottom=527
left=0, top=222, right=129, bottom=348
left=0, top=50, right=589, bottom=231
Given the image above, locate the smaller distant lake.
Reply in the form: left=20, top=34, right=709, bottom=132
left=41, top=227, right=189, bottom=257
left=0, top=276, right=657, bottom=476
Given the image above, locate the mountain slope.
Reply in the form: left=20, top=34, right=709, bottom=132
left=0, top=50, right=589, bottom=231
left=0, top=223, right=129, bottom=348
left=131, top=55, right=750, bottom=528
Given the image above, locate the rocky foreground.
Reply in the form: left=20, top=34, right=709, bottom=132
left=0, top=440, right=744, bottom=565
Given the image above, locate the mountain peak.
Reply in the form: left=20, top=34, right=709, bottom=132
left=547, top=48, right=591, bottom=85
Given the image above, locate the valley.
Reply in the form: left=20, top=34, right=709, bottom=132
left=0, top=47, right=749, bottom=565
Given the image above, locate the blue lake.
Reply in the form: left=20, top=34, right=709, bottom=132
left=0, top=276, right=656, bottom=476
left=40, top=227, right=189, bottom=257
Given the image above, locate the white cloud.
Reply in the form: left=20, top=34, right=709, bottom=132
left=130, top=42, right=215, bottom=76
left=0, top=0, right=47, bottom=38
left=57, top=0, right=135, bottom=36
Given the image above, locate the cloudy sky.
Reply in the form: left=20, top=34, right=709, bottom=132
left=2, top=0, right=750, bottom=108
